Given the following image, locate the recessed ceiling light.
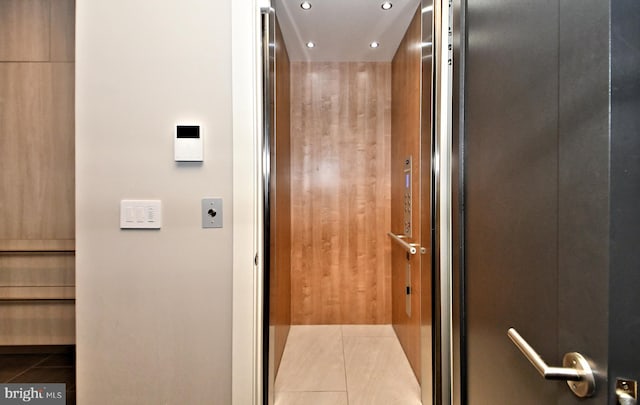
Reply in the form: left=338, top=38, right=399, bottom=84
left=381, top=2, right=393, bottom=10
left=370, top=41, right=380, bottom=48
left=300, top=1, right=312, bottom=10
left=306, top=41, right=316, bottom=48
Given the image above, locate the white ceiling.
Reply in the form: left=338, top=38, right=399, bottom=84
left=275, top=0, right=421, bottom=62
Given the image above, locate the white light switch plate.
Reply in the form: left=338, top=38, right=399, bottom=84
left=120, top=200, right=162, bottom=229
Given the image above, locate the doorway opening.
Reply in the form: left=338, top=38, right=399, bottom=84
left=262, top=1, right=434, bottom=403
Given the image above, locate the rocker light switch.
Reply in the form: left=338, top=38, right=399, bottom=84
left=120, top=200, right=161, bottom=229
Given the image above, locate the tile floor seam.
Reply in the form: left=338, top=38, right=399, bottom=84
left=340, top=325, right=350, bottom=405
left=5, top=354, right=53, bottom=383
left=275, top=325, right=419, bottom=405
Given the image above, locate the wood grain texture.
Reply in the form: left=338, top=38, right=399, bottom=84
left=271, top=19, right=291, bottom=374
left=290, top=62, right=391, bottom=325
left=0, top=239, right=74, bottom=252
left=0, top=302, right=75, bottom=345
left=0, top=254, right=75, bottom=288
left=0, top=1, right=76, bottom=346
left=0, top=63, right=75, bottom=241
left=0, top=287, right=74, bottom=300
left=50, top=0, right=75, bottom=62
left=391, top=7, right=423, bottom=380
left=0, top=0, right=50, bottom=61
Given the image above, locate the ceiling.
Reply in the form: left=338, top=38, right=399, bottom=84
left=275, top=0, right=421, bottom=62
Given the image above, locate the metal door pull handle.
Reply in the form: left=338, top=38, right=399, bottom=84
left=508, top=328, right=580, bottom=380
left=507, top=328, right=595, bottom=397
left=387, top=232, right=419, bottom=255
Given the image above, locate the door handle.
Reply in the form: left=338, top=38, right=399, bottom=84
left=387, top=232, right=425, bottom=255
left=507, top=328, right=596, bottom=398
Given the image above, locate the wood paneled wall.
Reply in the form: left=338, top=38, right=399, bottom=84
left=290, top=62, right=391, bottom=325
left=0, top=0, right=75, bottom=345
left=270, top=19, right=291, bottom=374
left=391, top=7, right=423, bottom=380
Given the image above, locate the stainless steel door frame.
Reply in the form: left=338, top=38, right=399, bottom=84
left=261, top=4, right=275, bottom=405
left=420, top=1, right=435, bottom=404
left=429, top=0, right=455, bottom=404
left=449, top=0, right=466, bottom=403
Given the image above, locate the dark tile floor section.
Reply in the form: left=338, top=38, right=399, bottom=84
left=0, top=346, right=75, bottom=405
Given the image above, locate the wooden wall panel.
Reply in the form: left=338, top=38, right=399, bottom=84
left=0, top=63, right=75, bottom=241
left=270, top=19, right=291, bottom=374
left=0, top=302, right=75, bottom=345
left=0, top=252, right=74, bottom=343
left=290, top=62, right=391, bottom=325
left=0, top=0, right=50, bottom=61
left=391, top=7, right=423, bottom=380
left=0, top=254, right=75, bottom=287
left=0, top=0, right=75, bottom=345
left=50, top=0, right=75, bottom=62
left=0, top=239, right=74, bottom=252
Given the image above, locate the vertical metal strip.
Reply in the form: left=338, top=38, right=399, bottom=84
left=260, top=4, right=278, bottom=404
left=261, top=13, right=269, bottom=405
left=451, top=1, right=467, bottom=403
left=421, top=1, right=435, bottom=404
left=434, top=0, right=454, bottom=403
left=444, top=1, right=455, bottom=403
left=432, top=0, right=443, bottom=402
left=259, top=5, right=272, bottom=405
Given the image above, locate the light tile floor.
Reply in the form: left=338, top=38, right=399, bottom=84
left=275, top=325, right=421, bottom=405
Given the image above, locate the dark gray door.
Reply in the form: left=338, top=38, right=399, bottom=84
left=463, top=0, right=610, bottom=403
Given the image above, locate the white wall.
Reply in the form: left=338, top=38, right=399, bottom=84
left=76, top=1, right=232, bottom=403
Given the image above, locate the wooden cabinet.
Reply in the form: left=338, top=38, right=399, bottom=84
left=0, top=0, right=75, bottom=345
